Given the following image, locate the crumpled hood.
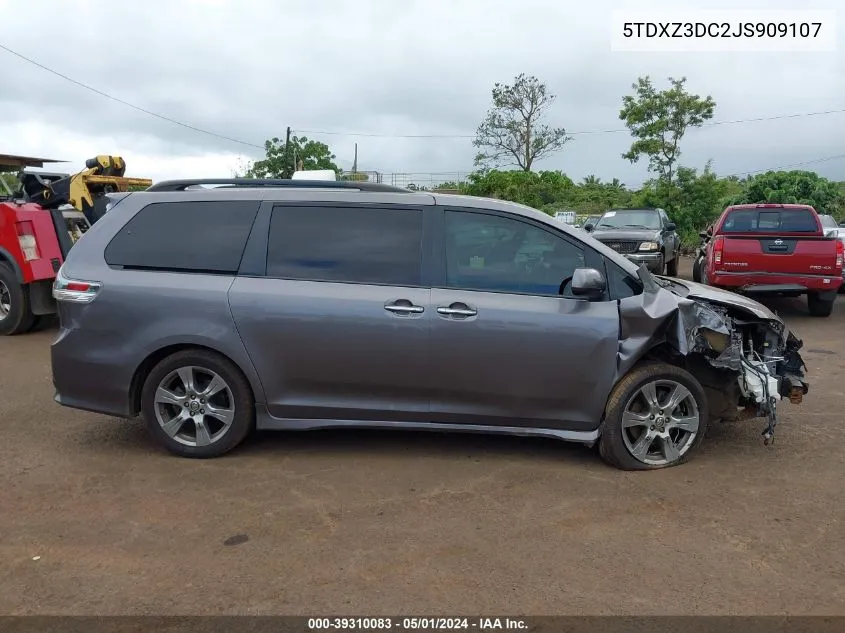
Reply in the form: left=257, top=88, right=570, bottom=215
left=591, top=228, right=661, bottom=242
left=668, top=278, right=782, bottom=323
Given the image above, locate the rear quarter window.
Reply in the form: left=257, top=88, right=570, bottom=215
left=721, top=208, right=819, bottom=233
left=104, top=200, right=260, bottom=273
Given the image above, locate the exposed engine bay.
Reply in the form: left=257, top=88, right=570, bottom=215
left=618, top=267, right=808, bottom=445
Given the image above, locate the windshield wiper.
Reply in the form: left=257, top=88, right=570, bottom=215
left=597, top=224, right=617, bottom=229
left=622, top=224, right=652, bottom=229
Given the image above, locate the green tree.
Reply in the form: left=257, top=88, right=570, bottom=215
left=619, top=76, right=716, bottom=184
left=244, top=135, right=340, bottom=178
left=461, top=169, right=633, bottom=216
left=0, top=172, right=17, bottom=195
left=633, top=162, right=742, bottom=250
left=724, top=170, right=845, bottom=218
left=473, top=74, right=572, bottom=172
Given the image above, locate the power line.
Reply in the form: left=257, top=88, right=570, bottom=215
left=725, top=153, right=845, bottom=178
left=0, top=43, right=265, bottom=150
left=296, top=108, right=845, bottom=139
left=4, top=41, right=844, bottom=182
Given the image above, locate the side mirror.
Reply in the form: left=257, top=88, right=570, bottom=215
left=571, top=268, right=606, bottom=301
left=583, top=223, right=594, bottom=232
left=665, top=222, right=677, bottom=232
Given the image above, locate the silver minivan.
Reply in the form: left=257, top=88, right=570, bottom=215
left=51, top=179, right=809, bottom=470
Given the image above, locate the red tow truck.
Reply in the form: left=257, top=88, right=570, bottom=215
left=0, top=153, right=151, bottom=335
left=699, top=203, right=843, bottom=317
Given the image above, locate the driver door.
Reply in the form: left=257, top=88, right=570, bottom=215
left=428, top=207, right=620, bottom=432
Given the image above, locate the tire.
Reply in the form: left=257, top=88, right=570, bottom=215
left=665, top=253, right=679, bottom=277
left=807, top=292, right=835, bottom=318
left=598, top=362, right=709, bottom=471
left=692, top=255, right=704, bottom=283
left=140, top=349, right=255, bottom=458
left=0, top=264, right=35, bottom=336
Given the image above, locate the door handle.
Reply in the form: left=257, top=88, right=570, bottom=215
left=437, top=307, right=477, bottom=317
left=384, top=301, right=425, bottom=315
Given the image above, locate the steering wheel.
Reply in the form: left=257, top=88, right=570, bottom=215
left=558, top=276, right=574, bottom=296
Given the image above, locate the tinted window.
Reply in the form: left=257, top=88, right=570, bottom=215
left=105, top=201, right=259, bottom=273
left=596, top=209, right=661, bottom=230
left=722, top=208, right=818, bottom=233
left=443, top=211, right=585, bottom=297
left=606, top=261, right=642, bottom=299
left=267, top=206, right=423, bottom=286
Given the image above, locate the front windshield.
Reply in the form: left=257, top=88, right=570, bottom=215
left=596, top=209, right=661, bottom=230
left=819, top=215, right=837, bottom=229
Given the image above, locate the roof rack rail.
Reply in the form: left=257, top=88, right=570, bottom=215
left=145, top=178, right=411, bottom=193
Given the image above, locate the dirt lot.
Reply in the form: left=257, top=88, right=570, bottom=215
left=1, top=257, right=844, bottom=616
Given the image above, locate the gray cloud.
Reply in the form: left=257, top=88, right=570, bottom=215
left=1, top=0, right=843, bottom=185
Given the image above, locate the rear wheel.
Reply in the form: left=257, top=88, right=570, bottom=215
left=807, top=292, right=835, bottom=317
left=599, top=362, right=709, bottom=470
left=692, top=255, right=704, bottom=283
left=141, top=349, right=255, bottom=458
left=665, top=253, right=679, bottom=277
left=0, top=264, right=35, bottom=336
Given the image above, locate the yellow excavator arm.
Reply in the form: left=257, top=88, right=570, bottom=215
left=20, top=155, right=153, bottom=224
left=68, top=155, right=152, bottom=209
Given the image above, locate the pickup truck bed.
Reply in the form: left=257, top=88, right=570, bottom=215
left=703, top=204, right=843, bottom=317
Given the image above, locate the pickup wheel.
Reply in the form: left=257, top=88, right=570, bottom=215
left=807, top=292, right=835, bottom=317
left=0, top=264, right=36, bottom=336
left=665, top=252, right=679, bottom=277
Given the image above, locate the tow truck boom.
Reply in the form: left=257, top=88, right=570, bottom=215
left=18, top=155, right=152, bottom=224
left=0, top=153, right=152, bottom=335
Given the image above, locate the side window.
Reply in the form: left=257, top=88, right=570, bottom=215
left=605, top=261, right=643, bottom=299
left=104, top=201, right=260, bottom=273
left=443, top=210, right=586, bottom=297
left=266, top=205, right=423, bottom=286
left=659, top=210, right=670, bottom=228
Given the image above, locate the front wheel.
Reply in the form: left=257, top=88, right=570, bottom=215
left=807, top=292, right=835, bottom=317
left=141, top=349, right=255, bottom=458
left=598, top=362, right=709, bottom=470
left=665, top=253, right=679, bottom=277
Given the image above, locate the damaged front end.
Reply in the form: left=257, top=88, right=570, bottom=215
left=677, top=299, right=808, bottom=444
left=619, top=267, right=809, bottom=445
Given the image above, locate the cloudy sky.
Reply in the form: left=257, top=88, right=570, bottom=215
left=1, top=0, right=843, bottom=188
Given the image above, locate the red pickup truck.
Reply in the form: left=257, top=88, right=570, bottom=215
left=700, top=203, right=843, bottom=317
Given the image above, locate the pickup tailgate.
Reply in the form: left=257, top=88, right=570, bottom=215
left=721, top=234, right=840, bottom=275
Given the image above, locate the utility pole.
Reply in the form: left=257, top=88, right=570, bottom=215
left=283, top=126, right=292, bottom=178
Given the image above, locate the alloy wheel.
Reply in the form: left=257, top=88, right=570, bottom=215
left=153, top=365, right=236, bottom=447
left=620, top=379, right=700, bottom=466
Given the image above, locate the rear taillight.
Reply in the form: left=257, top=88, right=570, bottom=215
left=15, top=221, right=40, bottom=261
left=712, top=236, right=725, bottom=268
left=836, top=239, right=844, bottom=270
left=52, top=267, right=102, bottom=304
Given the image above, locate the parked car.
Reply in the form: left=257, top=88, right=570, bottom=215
left=584, top=208, right=681, bottom=275
left=700, top=203, right=843, bottom=316
left=818, top=215, right=845, bottom=292
left=553, top=210, right=577, bottom=225
left=51, top=179, right=808, bottom=470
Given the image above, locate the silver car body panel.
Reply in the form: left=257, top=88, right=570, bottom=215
left=51, top=188, right=808, bottom=446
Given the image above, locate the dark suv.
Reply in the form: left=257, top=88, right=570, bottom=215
left=585, top=208, right=680, bottom=276
left=51, top=179, right=808, bottom=470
